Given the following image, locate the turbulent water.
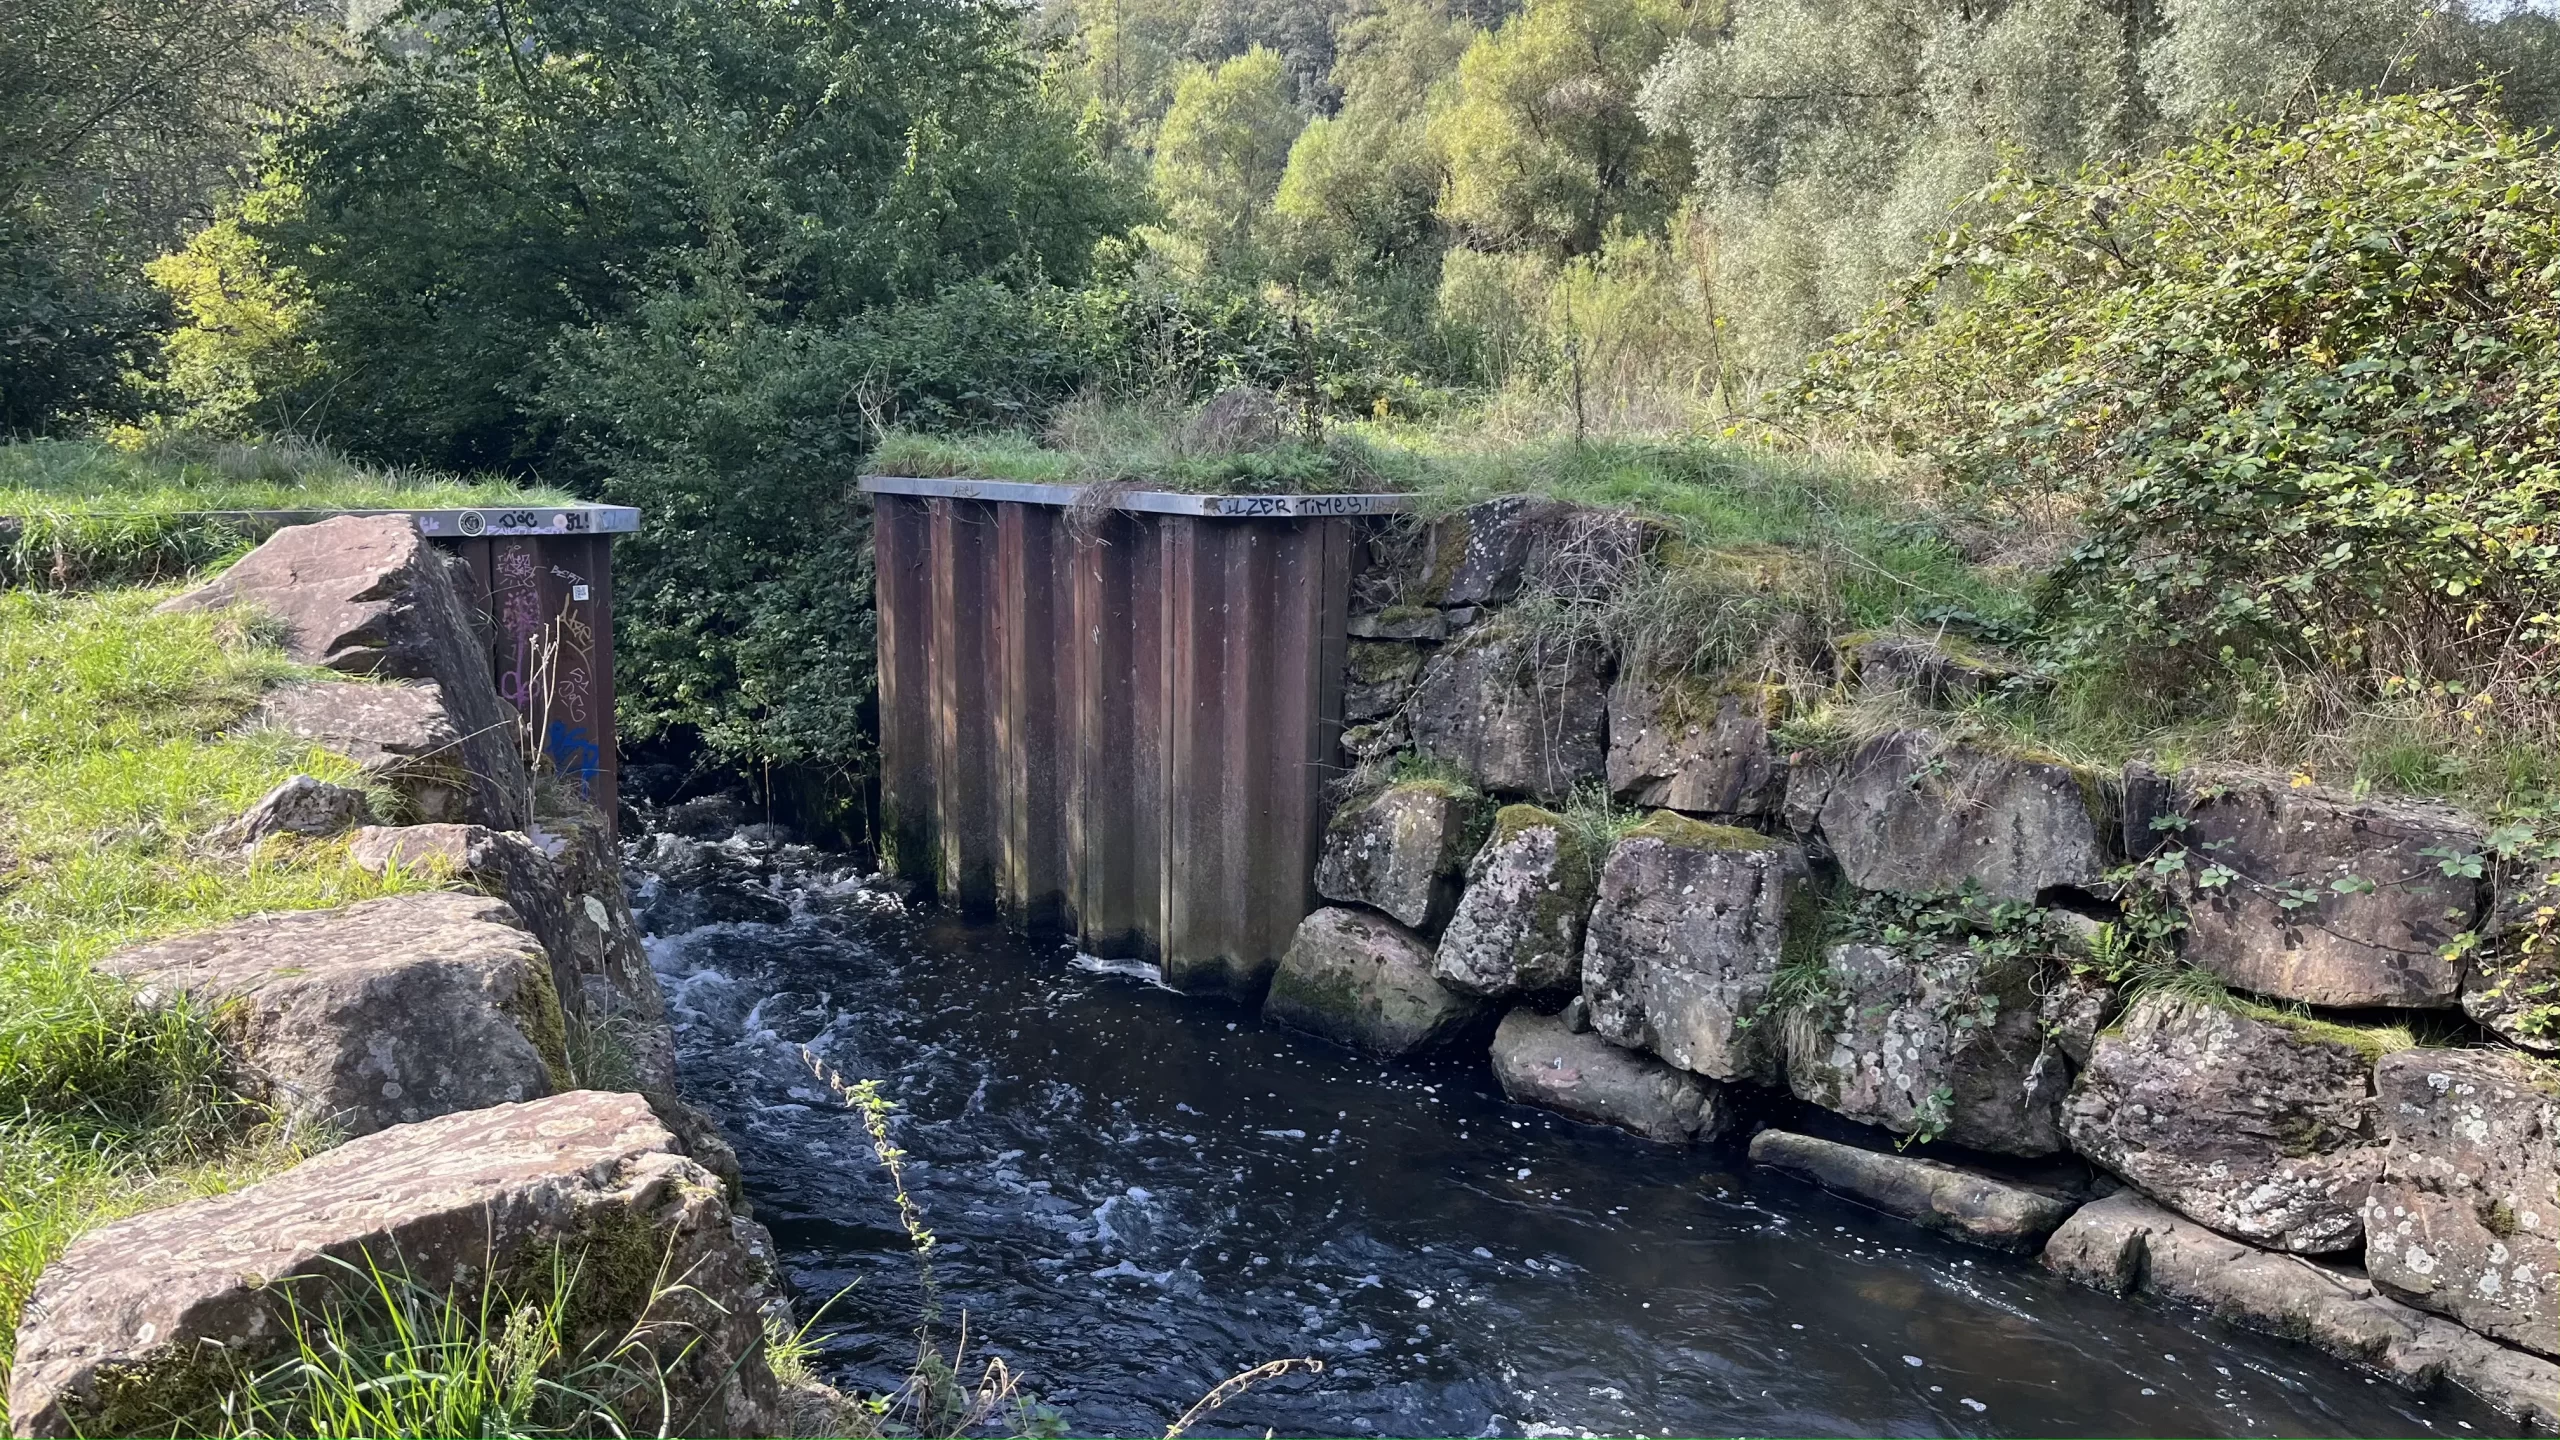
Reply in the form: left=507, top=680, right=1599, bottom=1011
left=635, top=835, right=2512, bottom=1440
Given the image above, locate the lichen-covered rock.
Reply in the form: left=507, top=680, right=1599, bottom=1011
left=1347, top=607, right=1449, bottom=642
left=1582, top=813, right=1813, bottom=1082
left=101, top=892, right=567, bottom=1139
left=1408, top=625, right=1609, bottom=800
left=161, top=514, right=529, bottom=830
left=208, top=774, right=372, bottom=850
left=2038, top=966, right=2117, bottom=1070
left=1783, top=941, right=2066, bottom=1156
left=1817, top=731, right=2113, bottom=901
left=251, top=680, right=483, bottom=824
left=1605, top=670, right=1784, bottom=819
left=1264, top=907, right=1497, bottom=1058
left=2361, top=1048, right=2559, bottom=1358
left=2045, top=1191, right=2560, bottom=1432
left=1491, top=1008, right=1728, bottom=1143
left=3, top=1091, right=784, bottom=1439
left=1315, top=782, right=1482, bottom=933
left=1750, top=1129, right=2077, bottom=1252
left=1343, top=639, right=1426, bottom=723
left=1410, top=497, right=1650, bottom=607
left=2465, top=873, right=2560, bottom=1051
left=1844, top=632, right=2042, bottom=708
left=2163, top=777, right=2484, bottom=1008
left=2062, top=992, right=2385, bottom=1254
left=1433, top=804, right=1596, bottom=998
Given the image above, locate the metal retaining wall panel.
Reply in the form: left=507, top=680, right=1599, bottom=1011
left=865, top=479, right=1387, bottom=998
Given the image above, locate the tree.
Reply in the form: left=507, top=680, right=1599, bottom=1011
left=1430, top=0, right=1709, bottom=258
left=1273, top=0, right=1475, bottom=277
left=1147, top=46, right=1305, bottom=281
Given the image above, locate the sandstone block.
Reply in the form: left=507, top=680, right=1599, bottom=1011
left=4, top=1091, right=783, bottom=1438
left=1490, top=1008, right=1728, bottom=1143
left=2045, top=1191, right=2560, bottom=1432
left=2063, top=992, right=2384, bottom=1253
left=2166, top=777, right=2483, bottom=1008
left=208, top=774, right=372, bottom=850
left=1817, top=731, right=2113, bottom=901
left=1605, top=670, right=1784, bottom=819
left=1264, top=907, right=1496, bottom=1058
left=1750, top=1129, right=2077, bottom=1252
left=1582, top=813, right=1813, bottom=1082
left=2362, top=1048, right=2559, bottom=1358
left=102, top=892, right=567, bottom=1139
left=1783, top=941, right=2066, bottom=1156
left=1315, top=782, right=1482, bottom=932
left=251, top=680, right=482, bottom=824
left=1408, top=625, right=1609, bottom=800
left=164, top=515, right=529, bottom=830
left=1433, top=804, right=1597, bottom=998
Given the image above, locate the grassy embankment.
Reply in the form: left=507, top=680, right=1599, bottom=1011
left=0, top=440, right=550, bottom=1420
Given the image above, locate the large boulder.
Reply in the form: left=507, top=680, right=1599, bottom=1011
left=2046, top=1191, right=2560, bottom=1432
left=2464, top=872, right=2560, bottom=1051
left=2361, top=1048, right=2559, bottom=1358
left=1490, top=1008, right=1728, bottom=1143
left=1264, top=907, right=1496, bottom=1058
left=1604, top=670, right=1785, bottom=819
left=164, top=514, right=530, bottom=831
left=1408, top=625, right=1610, bottom=801
left=1314, top=781, right=1483, bottom=932
left=101, top=892, right=567, bottom=1139
left=1582, top=813, right=1814, bottom=1082
left=2062, top=992, right=2385, bottom=1254
left=1816, top=731, right=2113, bottom=902
left=4, top=1091, right=784, bottom=1439
left=1433, top=804, right=1597, bottom=998
left=2146, top=775, right=2484, bottom=1008
left=1749, top=1129, right=2077, bottom=1252
left=1409, top=497, right=1650, bottom=608
left=1783, top=941, right=2067, bottom=1156
left=251, top=680, right=488, bottom=825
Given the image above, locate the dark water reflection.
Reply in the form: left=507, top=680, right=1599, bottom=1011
left=639, top=850, right=2510, bottom=1439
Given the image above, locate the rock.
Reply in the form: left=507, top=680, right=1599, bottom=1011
left=1264, top=907, right=1497, bottom=1058
left=1315, top=782, right=1482, bottom=932
left=2465, top=872, right=2560, bottom=1051
left=1343, top=639, right=1426, bottom=724
left=1750, top=1129, right=2077, bottom=1252
left=1582, top=813, right=1814, bottom=1082
left=1779, top=756, right=1834, bottom=839
left=663, top=794, right=748, bottom=840
left=1491, top=1009, right=1729, bottom=1143
left=251, top=680, right=484, bottom=823
left=2038, top=966, right=2117, bottom=1070
left=1347, top=607, right=1449, bottom=642
left=4, top=1091, right=783, bottom=1439
left=100, top=892, right=567, bottom=1140
left=1844, top=632, right=2042, bottom=707
left=2062, top=992, right=2385, bottom=1254
left=1339, top=714, right=1408, bottom=766
left=1433, top=804, right=1598, bottom=998
left=1559, top=994, right=1592, bottom=1033
left=1605, top=670, right=1785, bottom=819
left=1783, top=941, right=2066, bottom=1156
left=1817, top=730, right=2114, bottom=902
left=160, top=514, right=529, bottom=831
left=207, top=774, right=372, bottom=850
left=1408, top=625, right=1609, bottom=801
left=2361, top=1048, right=2559, bottom=1358
left=1410, top=498, right=1651, bottom=607
left=2045, top=1191, right=2560, bottom=1432
left=1182, top=384, right=1285, bottom=451
left=2165, top=776, right=2484, bottom=1008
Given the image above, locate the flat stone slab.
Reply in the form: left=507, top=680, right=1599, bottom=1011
left=1491, top=1009, right=1728, bottom=1143
left=2046, top=1191, right=2560, bottom=1431
left=5, top=1091, right=782, bottom=1438
left=102, top=891, right=567, bottom=1138
left=1750, top=1129, right=2077, bottom=1252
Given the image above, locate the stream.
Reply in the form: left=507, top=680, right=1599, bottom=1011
left=634, top=833, right=2514, bottom=1439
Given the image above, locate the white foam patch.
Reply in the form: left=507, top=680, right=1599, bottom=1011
left=1069, top=952, right=1176, bottom=990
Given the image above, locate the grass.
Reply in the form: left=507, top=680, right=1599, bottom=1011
left=0, top=435, right=566, bottom=587
left=0, top=586, right=439, bottom=1418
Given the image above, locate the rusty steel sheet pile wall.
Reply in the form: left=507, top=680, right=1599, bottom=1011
left=867, top=479, right=1389, bottom=998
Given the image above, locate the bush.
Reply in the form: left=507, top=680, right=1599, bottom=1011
left=1808, top=93, right=2560, bottom=713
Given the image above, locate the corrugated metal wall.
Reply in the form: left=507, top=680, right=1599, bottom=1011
left=873, top=493, right=1353, bottom=998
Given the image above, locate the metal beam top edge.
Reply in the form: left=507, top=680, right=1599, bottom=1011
left=860, top=474, right=1412, bottom=518
left=21, top=505, right=648, bottom=537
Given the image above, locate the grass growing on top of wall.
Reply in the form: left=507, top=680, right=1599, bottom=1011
left=0, top=435, right=566, bottom=587
left=0, top=587, right=437, bottom=1417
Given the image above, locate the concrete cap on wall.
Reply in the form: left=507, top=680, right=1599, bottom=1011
left=860, top=474, right=1412, bottom=519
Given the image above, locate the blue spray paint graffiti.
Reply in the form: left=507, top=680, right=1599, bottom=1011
left=546, top=721, right=603, bottom=794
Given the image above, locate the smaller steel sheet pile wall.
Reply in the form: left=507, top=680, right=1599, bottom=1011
left=874, top=494, right=1352, bottom=996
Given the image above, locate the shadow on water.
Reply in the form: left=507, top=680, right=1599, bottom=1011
left=637, top=846, right=2516, bottom=1440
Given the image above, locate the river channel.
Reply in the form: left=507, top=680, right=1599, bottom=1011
left=636, top=838, right=2512, bottom=1439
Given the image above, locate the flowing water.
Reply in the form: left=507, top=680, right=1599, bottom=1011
left=637, top=837, right=2514, bottom=1439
